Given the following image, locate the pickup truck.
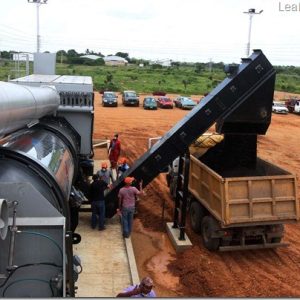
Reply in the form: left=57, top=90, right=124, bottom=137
left=122, top=90, right=139, bottom=106
left=167, top=134, right=299, bottom=251
left=272, top=101, right=288, bottom=114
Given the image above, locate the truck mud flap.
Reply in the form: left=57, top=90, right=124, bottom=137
left=219, top=242, right=289, bottom=252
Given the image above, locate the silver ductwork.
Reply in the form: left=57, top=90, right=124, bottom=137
left=0, top=82, right=60, bottom=137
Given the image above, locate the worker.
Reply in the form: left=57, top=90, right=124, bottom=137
left=97, top=162, right=114, bottom=185
left=117, top=177, right=143, bottom=238
left=116, top=276, right=156, bottom=297
left=108, top=133, right=121, bottom=171
left=117, top=157, right=130, bottom=178
left=88, top=174, right=108, bottom=230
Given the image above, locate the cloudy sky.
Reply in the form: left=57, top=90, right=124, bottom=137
left=0, top=0, right=299, bottom=65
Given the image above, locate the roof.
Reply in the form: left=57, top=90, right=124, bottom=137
left=103, top=55, right=128, bottom=63
left=80, top=54, right=102, bottom=60
left=10, top=74, right=93, bottom=93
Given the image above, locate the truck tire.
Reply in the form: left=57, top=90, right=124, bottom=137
left=269, top=224, right=284, bottom=244
left=190, top=201, right=205, bottom=233
left=271, top=237, right=282, bottom=243
left=201, top=215, right=220, bottom=251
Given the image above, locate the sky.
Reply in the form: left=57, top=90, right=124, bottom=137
left=0, top=0, right=300, bottom=65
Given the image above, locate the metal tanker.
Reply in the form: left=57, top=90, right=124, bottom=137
left=0, top=79, right=94, bottom=297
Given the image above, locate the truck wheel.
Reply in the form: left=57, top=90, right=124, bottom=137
left=271, top=237, right=282, bottom=243
left=201, top=215, right=220, bottom=251
left=270, top=224, right=284, bottom=243
left=190, top=201, right=205, bottom=233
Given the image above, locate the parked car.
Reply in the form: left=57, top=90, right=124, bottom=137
left=102, top=91, right=118, bottom=107
left=272, top=101, right=288, bottom=114
left=174, top=96, right=197, bottom=109
left=122, top=90, right=139, bottom=106
left=173, top=96, right=184, bottom=108
left=157, top=97, right=173, bottom=109
left=143, top=97, right=157, bottom=110
left=179, top=97, right=197, bottom=110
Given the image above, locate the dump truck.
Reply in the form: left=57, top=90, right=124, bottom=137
left=167, top=134, right=299, bottom=251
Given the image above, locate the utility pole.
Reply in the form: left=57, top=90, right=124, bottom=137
left=209, top=58, right=212, bottom=72
left=243, top=8, right=263, bottom=57
left=28, top=0, right=48, bottom=53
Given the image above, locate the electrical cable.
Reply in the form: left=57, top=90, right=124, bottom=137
left=0, top=262, right=62, bottom=288
left=2, top=278, right=53, bottom=297
left=17, top=230, right=63, bottom=259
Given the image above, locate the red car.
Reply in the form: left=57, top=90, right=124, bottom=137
left=157, top=97, right=173, bottom=109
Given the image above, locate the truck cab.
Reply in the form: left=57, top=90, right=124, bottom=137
left=285, top=97, right=300, bottom=113
left=294, top=100, right=300, bottom=113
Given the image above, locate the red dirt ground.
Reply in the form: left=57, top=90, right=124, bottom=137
left=93, top=92, right=300, bottom=297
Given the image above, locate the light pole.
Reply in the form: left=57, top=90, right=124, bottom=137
left=243, top=8, right=263, bottom=57
left=28, top=0, right=48, bottom=53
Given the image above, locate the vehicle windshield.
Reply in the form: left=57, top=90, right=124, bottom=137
left=145, top=98, right=156, bottom=103
left=273, top=102, right=286, bottom=107
left=104, top=93, right=116, bottom=98
left=126, top=92, right=137, bottom=97
left=161, top=98, right=170, bottom=102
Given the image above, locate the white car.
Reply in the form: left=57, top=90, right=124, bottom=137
left=272, top=101, right=288, bottom=114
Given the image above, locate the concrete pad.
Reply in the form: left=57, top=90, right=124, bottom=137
left=166, top=222, right=193, bottom=253
left=74, top=212, right=134, bottom=297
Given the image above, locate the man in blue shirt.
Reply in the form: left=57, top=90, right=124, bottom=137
left=116, top=277, right=156, bottom=297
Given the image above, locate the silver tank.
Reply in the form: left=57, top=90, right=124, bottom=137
left=0, top=81, right=60, bottom=137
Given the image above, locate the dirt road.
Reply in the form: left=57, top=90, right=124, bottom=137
left=93, top=92, right=300, bottom=297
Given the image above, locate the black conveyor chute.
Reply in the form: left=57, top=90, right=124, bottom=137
left=105, top=50, right=276, bottom=217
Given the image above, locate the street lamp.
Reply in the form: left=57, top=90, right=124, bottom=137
left=28, top=0, right=48, bottom=53
left=243, top=8, right=263, bottom=57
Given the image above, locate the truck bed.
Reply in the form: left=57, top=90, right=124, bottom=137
left=189, top=155, right=299, bottom=227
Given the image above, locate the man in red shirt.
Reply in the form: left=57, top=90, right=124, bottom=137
left=108, top=133, right=121, bottom=171
left=117, top=177, right=143, bottom=238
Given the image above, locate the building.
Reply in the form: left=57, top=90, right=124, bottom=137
left=80, top=54, right=103, bottom=60
left=12, top=52, right=34, bottom=62
left=103, top=55, right=128, bottom=66
left=150, top=59, right=172, bottom=67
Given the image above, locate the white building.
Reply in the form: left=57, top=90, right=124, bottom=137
left=12, top=52, right=34, bottom=62
left=150, top=59, right=172, bottom=67
left=80, top=54, right=102, bottom=60
left=103, top=55, right=128, bottom=66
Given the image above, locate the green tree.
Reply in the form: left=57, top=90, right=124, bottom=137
left=195, top=63, right=205, bottom=74
left=171, top=61, right=180, bottom=68
left=158, top=79, right=166, bottom=88
left=105, top=72, right=113, bottom=84
left=67, top=49, right=79, bottom=57
left=0, top=51, right=11, bottom=59
left=182, top=79, right=190, bottom=91
left=115, top=52, right=130, bottom=62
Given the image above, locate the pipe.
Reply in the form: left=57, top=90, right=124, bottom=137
left=0, top=81, right=60, bottom=137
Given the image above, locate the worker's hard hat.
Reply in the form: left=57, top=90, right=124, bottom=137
left=124, top=177, right=134, bottom=184
left=101, top=162, right=108, bottom=168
